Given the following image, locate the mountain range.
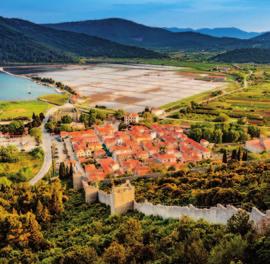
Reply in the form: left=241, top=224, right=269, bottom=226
left=45, top=18, right=251, bottom=51
left=165, top=27, right=261, bottom=39
left=0, top=16, right=162, bottom=64
left=2, top=16, right=270, bottom=64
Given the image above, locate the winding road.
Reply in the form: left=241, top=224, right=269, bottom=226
left=29, top=103, right=73, bottom=185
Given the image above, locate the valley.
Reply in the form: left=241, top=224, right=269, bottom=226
left=1, top=8, right=270, bottom=263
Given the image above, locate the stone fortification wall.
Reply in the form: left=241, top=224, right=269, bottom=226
left=134, top=202, right=238, bottom=225
left=134, top=201, right=270, bottom=231
left=82, top=180, right=270, bottom=233
left=98, top=190, right=111, bottom=207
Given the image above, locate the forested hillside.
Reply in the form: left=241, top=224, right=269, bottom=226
left=213, top=48, right=270, bottom=63
left=0, top=16, right=162, bottom=64
left=0, top=23, right=75, bottom=63
left=0, top=162, right=269, bottom=263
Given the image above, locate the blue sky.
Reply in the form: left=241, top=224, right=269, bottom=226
left=1, top=0, right=269, bottom=31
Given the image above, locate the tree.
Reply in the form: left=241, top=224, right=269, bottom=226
left=0, top=145, right=19, bottom=163
left=248, top=126, right=260, bottom=138
left=231, top=149, right=238, bottom=161
left=214, top=129, right=223, bottom=143
left=50, top=180, right=64, bottom=215
left=30, top=128, right=42, bottom=144
left=223, top=150, right=228, bottom=163
left=59, top=162, right=66, bottom=179
left=227, top=210, right=254, bottom=237
left=39, top=113, right=45, bottom=122
left=118, top=122, right=127, bottom=131
left=8, top=121, right=24, bottom=135
left=61, top=115, right=73, bottom=124
left=237, top=148, right=242, bottom=161
left=186, top=239, right=208, bottom=264
left=103, top=242, right=126, bottom=264
left=242, top=151, right=248, bottom=161
left=116, top=218, right=143, bottom=245
left=60, top=246, right=98, bottom=264
left=26, top=212, right=46, bottom=250
left=88, top=109, right=97, bottom=127
left=36, top=200, right=44, bottom=222
left=69, top=164, right=74, bottom=178
left=215, top=113, right=230, bottom=123
left=208, top=235, right=248, bottom=264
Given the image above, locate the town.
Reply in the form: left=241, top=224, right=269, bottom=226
left=60, top=113, right=211, bottom=183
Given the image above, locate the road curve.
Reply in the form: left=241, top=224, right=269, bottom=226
left=29, top=103, right=73, bottom=185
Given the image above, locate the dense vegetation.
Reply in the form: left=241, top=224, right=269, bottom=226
left=0, top=21, right=74, bottom=63
left=188, top=123, right=260, bottom=143
left=213, top=48, right=270, bottom=63
left=130, top=161, right=270, bottom=211
left=0, top=179, right=269, bottom=264
left=0, top=16, right=162, bottom=64
left=0, top=147, right=44, bottom=183
left=0, top=112, right=45, bottom=135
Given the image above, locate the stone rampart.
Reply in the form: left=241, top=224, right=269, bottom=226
left=98, top=190, right=111, bottom=207
left=134, top=201, right=239, bottom=225
left=82, top=181, right=270, bottom=233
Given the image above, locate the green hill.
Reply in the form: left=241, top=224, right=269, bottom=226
left=0, top=16, right=162, bottom=64
left=212, top=48, right=270, bottom=63
left=0, top=22, right=75, bottom=63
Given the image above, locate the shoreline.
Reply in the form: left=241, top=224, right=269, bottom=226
left=0, top=67, right=61, bottom=95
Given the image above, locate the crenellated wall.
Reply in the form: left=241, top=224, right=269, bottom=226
left=134, top=202, right=239, bottom=225
left=98, top=190, right=111, bottom=207
left=81, top=180, right=270, bottom=233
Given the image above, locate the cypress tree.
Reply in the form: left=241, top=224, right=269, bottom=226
left=59, top=162, right=66, bottom=179
left=237, top=148, right=242, bottom=161
left=242, top=151, right=248, bottom=161
left=222, top=150, right=228, bottom=163
left=231, top=149, right=238, bottom=161
left=36, top=200, right=44, bottom=222
left=69, top=164, right=74, bottom=178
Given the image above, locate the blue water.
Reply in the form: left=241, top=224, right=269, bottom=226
left=0, top=72, right=56, bottom=101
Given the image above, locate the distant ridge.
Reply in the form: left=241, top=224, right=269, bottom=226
left=165, top=27, right=261, bottom=39
left=45, top=18, right=251, bottom=51
left=0, top=16, right=162, bottom=63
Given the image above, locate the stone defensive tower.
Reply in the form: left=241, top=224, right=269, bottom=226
left=110, top=180, right=135, bottom=215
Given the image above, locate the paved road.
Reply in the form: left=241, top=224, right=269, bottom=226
left=29, top=103, right=73, bottom=185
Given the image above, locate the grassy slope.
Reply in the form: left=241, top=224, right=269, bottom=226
left=39, top=93, right=69, bottom=106
left=0, top=101, right=52, bottom=120
left=0, top=152, right=43, bottom=181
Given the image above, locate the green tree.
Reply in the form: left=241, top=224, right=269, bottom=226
left=30, top=128, right=42, bottom=144
left=59, top=162, right=66, bottom=179
left=103, top=241, right=126, bottom=264
left=227, top=211, right=254, bottom=237
left=26, top=212, right=45, bottom=250
left=248, top=126, right=260, bottom=138
left=61, top=115, right=73, bottom=124
left=50, top=180, right=64, bottom=215
left=208, top=235, right=248, bottom=264
left=60, top=246, right=98, bottom=264
left=223, top=150, right=228, bottom=163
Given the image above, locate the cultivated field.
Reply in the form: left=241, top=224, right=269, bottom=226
left=29, top=64, right=225, bottom=112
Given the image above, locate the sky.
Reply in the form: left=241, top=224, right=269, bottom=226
left=1, top=0, right=270, bottom=32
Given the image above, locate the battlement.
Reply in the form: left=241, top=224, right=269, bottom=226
left=81, top=181, right=270, bottom=234
left=83, top=180, right=135, bottom=215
